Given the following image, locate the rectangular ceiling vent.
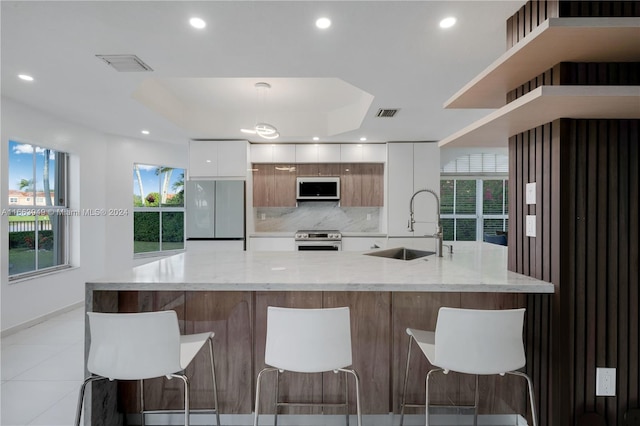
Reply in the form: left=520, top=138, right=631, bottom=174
left=96, top=54, right=153, bottom=72
left=376, top=108, right=399, bottom=117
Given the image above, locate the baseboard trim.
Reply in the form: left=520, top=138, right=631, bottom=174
left=126, top=413, right=529, bottom=426
left=0, top=300, right=83, bottom=337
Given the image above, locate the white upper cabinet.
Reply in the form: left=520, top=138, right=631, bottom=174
left=250, top=144, right=295, bottom=163
left=189, top=140, right=248, bottom=178
left=251, top=143, right=386, bottom=163
left=340, top=144, right=386, bottom=162
left=318, top=144, right=341, bottom=162
left=295, top=144, right=340, bottom=163
left=387, top=142, right=439, bottom=237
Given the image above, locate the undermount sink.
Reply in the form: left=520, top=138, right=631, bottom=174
left=364, top=247, right=436, bottom=261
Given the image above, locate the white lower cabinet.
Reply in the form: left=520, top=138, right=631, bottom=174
left=249, top=237, right=295, bottom=251
left=341, top=237, right=383, bottom=251
left=186, top=240, right=245, bottom=252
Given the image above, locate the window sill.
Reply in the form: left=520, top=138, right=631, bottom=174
left=133, top=249, right=185, bottom=260
left=8, top=265, right=78, bottom=284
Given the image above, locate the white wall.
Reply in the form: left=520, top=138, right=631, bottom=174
left=103, top=134, right=187, bottom=273
left=1, top=98, right=186, bottom=332
left=440, top=147, right=508, bottom=169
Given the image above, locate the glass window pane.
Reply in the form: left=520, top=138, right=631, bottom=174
left=455, top=180, right=476, bottom=214
left=133, top=164, right=160, bottom=207
left=134, top=212, right=160, bottom=253
left=9, top=141, right=35, bottom=206
left=8, top=213, right=36, bottom=275
left=35, top=147, right=56, bottom=207
left=483, top=218, right=505, bottom=234
left=483, top=180, right=504, bottom=215
left=455, top=218, right=476, bottom=241
left=160, top=168, right=184, bottom=208
left=441, top=218, right=454, bottom=241
left=162, top=212, right=184, bottom=250
left=440, top=180, right=454, bottom=214
left=38, top=213, right=67, bottom=269
left=504, top=181, right=509, bottom=214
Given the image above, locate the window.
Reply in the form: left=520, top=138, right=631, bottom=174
left=133, top=164, right=185, bottom=255
left=440, top=179, right=508, bottom=241
left=7, top=140, right=69, bottom=278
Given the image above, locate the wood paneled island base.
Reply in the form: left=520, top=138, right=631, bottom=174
left=89, top=289, right=536, bottom=425
left=85, top=244, right=551, bottom=425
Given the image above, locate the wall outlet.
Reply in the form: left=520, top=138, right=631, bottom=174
left=366, top=213, right=371, bottom=221
left=526, top=215, right=536, bottom=237
left=260, top=213, right=266, bottom=220
left=526, top=182, right=536, bottom=205
left=596, top=367, right=616, bottom=396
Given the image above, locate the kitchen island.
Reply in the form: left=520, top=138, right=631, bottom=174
left=86, top=242, right=552, bottom=425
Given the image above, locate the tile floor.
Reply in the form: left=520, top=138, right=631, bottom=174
left=0, top=307, right=526, bottom=426
left=1, top=307, right=85, bottom=426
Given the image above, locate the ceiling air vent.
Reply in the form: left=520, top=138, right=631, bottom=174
left=376, top=108, right=399, bottom=117
left=96, top=54, right=153, bottom=72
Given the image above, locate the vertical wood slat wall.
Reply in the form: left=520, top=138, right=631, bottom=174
left=509, top=119, right=639, bottom=426
left=506, top=62, right=640, bottom=104
left=506, top=0, right=640, bottom=49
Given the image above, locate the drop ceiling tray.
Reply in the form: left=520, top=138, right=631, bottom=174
left=438, top=85, right=640, bottom=148
left=445, top=17, right=640, bottom=109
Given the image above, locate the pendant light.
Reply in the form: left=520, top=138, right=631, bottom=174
left=241, top=82, right=280, bottom=139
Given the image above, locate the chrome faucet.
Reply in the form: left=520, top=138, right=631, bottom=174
left=408, top=189, right=444, bottom=257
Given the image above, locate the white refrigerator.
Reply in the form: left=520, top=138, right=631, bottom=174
left=185, top=180, right=245, bottom=249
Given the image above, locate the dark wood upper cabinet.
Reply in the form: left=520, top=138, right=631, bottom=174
left=252, top=164, right=296, bottom=207
left=255, top=162, right=383, bottom=207
left=341, top=163, right=384, bottom=207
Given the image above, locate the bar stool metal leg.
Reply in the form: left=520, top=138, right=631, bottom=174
left=207, top=338, right=221, bottom=426
left=425, top=368, right=444, bottom=426
left=75, top=375, right=105, bottom=426
left=344, top=370, right=350, bottom=426
left=399, top=335, right=414, bottom=426
left=506, top=371, right=538, bottom=426
left=140, top=379, right=145, bottom=426
left=473, top=374, right=479, bottom=426
left=274, top=369, right=280, bottom=426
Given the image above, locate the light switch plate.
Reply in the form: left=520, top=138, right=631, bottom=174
left=526, top=182, right=536, bottom=205
left=526, top=215, right=536, bottom=237
left=596, top=368, right=616, bottom=396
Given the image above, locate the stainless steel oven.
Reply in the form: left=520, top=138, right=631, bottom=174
left=294, top=230, right=342, bottom=251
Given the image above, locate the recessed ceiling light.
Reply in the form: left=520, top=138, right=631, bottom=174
left=439, top=17, right=457, bottom=29
left=360, top=137, right=367, bottom=142
left=312, top=137, right=319, bottom=141
left=141, top=130, right=150, bottom=135
left=18, top=74, right=34, bottom=81
left=316, top=17, right=331, bottom=29
left=189, top=17, right=206, bottom=29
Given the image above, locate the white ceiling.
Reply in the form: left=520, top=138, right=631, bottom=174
left=1, top=1, right=523, bottom=145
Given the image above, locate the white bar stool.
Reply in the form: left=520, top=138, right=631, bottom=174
left=399, top=307, right=537, bottom=426
left=254, top=306, right=362, bottom=426
left=75, top=311, right=220, bottom=426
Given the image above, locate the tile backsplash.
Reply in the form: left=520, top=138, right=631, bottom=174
left=255, top=201, right=381, bottom=232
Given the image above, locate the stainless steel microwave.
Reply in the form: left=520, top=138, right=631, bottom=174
left=296, top=177, right=340, bottom=200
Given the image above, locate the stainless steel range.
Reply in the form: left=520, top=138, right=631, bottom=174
left=294, top=230, right=342, bottom=251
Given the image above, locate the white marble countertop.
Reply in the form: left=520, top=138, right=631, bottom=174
left=248, top=232, right=387, bottom=238
left=87, top=242, right=553, bottom=293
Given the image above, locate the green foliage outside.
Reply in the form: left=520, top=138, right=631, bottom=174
left=133, top=211, right=184, bottom=253
left=145, top=192, right=160, bottom=207
left=440, top=180, right=454, bottom=214
left=483, top=180, right=506, bottom=214
left=9, top=230, right=53, bottom=250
